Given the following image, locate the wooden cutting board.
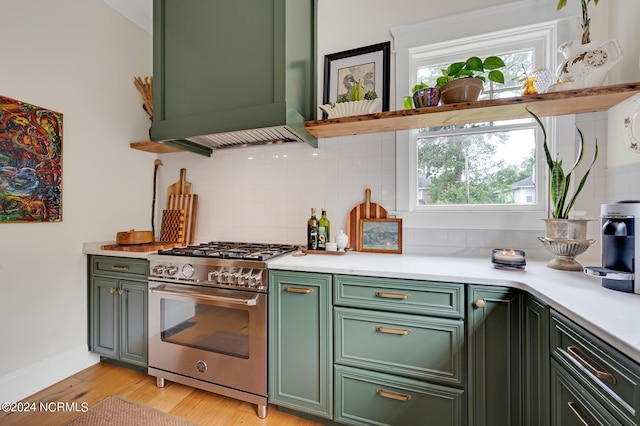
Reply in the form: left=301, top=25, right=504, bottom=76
left=347, top=188, right=388, bottom=250
left=100, top=242, right=183, bottom=252
left=167, top=194, right=198, bottom=244
left=167, top=168, right=192, bottom=197
left=160, top=209, right=185, bottom=242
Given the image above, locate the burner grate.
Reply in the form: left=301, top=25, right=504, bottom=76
left=157, top=241, right=297, bottom=260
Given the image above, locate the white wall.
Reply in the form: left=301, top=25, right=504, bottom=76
left=0, top=0, right=152, bottom=401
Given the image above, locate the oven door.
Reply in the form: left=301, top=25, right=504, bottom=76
left=148, top=282, right=267, bottom=396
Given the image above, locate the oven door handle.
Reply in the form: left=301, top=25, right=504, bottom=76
left=149, top=286, right=258, bottom=306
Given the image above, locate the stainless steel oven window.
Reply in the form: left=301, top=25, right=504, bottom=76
left=159, top=297, right=251, bottom=359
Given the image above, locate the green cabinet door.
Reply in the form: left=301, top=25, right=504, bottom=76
left=92, top=276, right=119, bottom=358
left=269, top=270, right=332, bottom=419
left=119, top=280, right=148, bottom=366
left=523, top=295, right=549, bottom=426
left=468, top=285, right=523, bottom=426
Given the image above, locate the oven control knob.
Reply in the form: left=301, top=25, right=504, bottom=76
left=230, top=272, right=239, bottom=285
left=181, top=264, right=195, bottom=278
left=165, top=265, right=178, bottom=276
left=239, top=274, right=250, bottom=286
left=208, top=270, right=220, bottom=281
left=220, top=272, right=230, bottom=283
left=151, top=265, right=165, bottom=275
left=249, top=274, right=262, bottom=287
left=196, top=360, right=207, bottom=373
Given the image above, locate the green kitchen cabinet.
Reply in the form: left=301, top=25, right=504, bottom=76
left=269, top=270, right=333, bottom=419
left=151, top=0, right=317, bottom=148
left=523, top=295, right=550, bottom=426
left=550, top=310, right=640, bottom=426
left=89, top=256, right=148, bottom=367
left=468, top=285, right=523, bottom=426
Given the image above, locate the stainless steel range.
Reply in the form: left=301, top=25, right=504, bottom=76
left=147, top=241, right=297, bottom=418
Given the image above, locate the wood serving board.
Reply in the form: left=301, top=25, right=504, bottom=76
left=167, top=194, right=198, bottom=244
left=347, top=188, right=388, bottom=250
left=160, top=209, right=185, bottom=243
left=167, top=168, right=192, bottom=197
left=100, top=242, right=183, bottom=252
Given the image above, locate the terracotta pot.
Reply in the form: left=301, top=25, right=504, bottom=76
left=440, top=78, right=484, bottom=104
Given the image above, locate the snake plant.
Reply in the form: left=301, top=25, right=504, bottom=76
left=528, top=109, right=599, bottom=219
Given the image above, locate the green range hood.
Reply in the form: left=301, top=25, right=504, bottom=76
left=151, top=0, right=317, bottom=156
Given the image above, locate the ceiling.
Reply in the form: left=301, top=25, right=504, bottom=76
left=103, top=0, right=152, bottom=34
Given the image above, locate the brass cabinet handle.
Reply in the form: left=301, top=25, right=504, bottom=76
left=375, top=291, right=410, bottom=300
left=567, top=345, right=617, bottom=385
left=109, top=287, right=116, bottom=294
left=118, top=289, right=124, bottom=295
left=375, top=325, right=411, bottom=335
left=111, top=265, right=129, bottom=271
left=375, top=388, right=412, bottom=401
left=474, top=299, right=486, bottom=308
left=284, top=286, right=313, bottom=294
left=567, top=401, right=594, bottom=426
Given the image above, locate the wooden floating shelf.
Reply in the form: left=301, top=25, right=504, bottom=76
left=130, top=141, right=182, bottom=154
left=130, top=82, right=640, bottom=153
left=304, top=82, right=640, bottom=139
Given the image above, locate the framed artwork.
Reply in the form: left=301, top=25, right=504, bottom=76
left=0, top=96, right=63, bottom=222
left=359, top=218, right=402, bottom=254
left=322, top=41, right=390, bottom=115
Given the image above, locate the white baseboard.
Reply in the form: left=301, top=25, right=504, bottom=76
left=0, top=346, right=100, bottom=403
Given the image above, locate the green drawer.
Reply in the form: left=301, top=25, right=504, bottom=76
left=92, top=256, right=149, bottom=279
left=335, top=307, right=464, bottom=386
left=550, top=310, right=640, bottom=425
left=335, top=365, right=464, bottom=426
left=334, top=275, right=464, bottom=319
left=551, top=360, right=625, bottom=426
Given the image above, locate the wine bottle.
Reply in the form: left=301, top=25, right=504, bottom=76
left=318, top=208, right=330, bottom=250
left=307, top=208, right=318, bottom=250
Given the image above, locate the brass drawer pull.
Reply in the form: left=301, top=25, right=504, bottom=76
left=376, top=388, right=412, bottom=401
left=284, top=286, right=313, bottom=294
left=376, top=325, right=411, bottom=335
left=110, top=265, right=130, bottom=271
left=567, top=345, right=617, bottom=385
left=567, top=401, right=594, bottom=426
left=375, top=291, right=410, bottom=300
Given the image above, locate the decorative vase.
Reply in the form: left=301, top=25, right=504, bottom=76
left=539, top=218, right=595, bottom=271
left=556, top=38, right=623, bottom=89
left=335, top=230, right=348, bottom=252
left=318, top=98, right=382, bottom=118
left=439, top=78, right=484, bottom=104
left=412, top=87, right=440, bottom=108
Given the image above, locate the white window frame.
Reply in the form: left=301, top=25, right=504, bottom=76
left=391, top=0, right=581, bottom=231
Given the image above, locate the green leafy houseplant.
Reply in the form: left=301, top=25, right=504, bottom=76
left=435, top=56, right=506, bottom=89
left=403, top=82, right=434, bottom=109
left=528, top=109, right=599, bottom=219
left=556, top=0, right=599, bottom=45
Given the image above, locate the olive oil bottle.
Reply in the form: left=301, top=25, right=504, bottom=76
left=317, top=208, right=330, bottom=250
left=307, top=208, right=318, bottom=250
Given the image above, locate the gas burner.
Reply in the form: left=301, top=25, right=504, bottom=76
left=157, top=241, right=297, bottom=261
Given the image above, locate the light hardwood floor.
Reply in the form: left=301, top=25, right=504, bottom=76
left=0, top=362, right=322, bottom=426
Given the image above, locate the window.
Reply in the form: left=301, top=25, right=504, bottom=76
left=392, top=4, right=577, bottom=230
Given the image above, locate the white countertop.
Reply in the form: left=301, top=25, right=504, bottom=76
left=268, top=250, right=640, bottom=364
left=82, top=241, right=157, bottom=259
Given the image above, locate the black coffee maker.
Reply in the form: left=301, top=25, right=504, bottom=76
left=584, top=201, right=638, bottom=294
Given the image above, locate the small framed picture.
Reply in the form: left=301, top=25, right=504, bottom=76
left=322, top=42, right=390, bottom=115
left=359, top=218, right=402, bottom=254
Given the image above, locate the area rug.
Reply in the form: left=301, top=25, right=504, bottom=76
left=63, top=395, right=198, bottom=426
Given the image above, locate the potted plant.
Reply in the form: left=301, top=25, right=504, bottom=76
left=528, top=109, right=599, bottom=269
left=555, top=0, right=622, bottom=89
left=436, top=56, right=506, bottom=104
left=318, top=79, right=381, bottom=118
left=403, top=82, right=441, bottom=109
